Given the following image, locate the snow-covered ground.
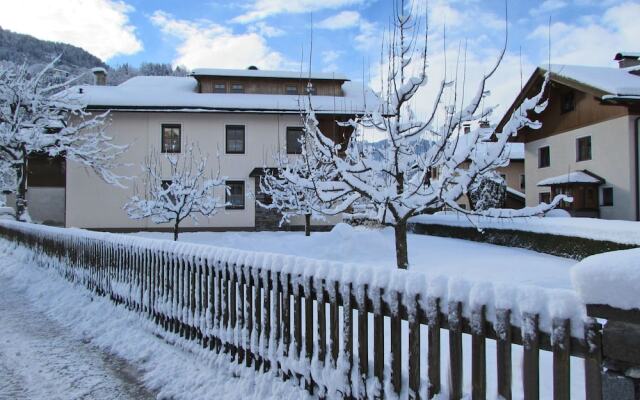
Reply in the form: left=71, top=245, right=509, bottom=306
left=0, top=243, right=310, bottom=400
left=132, top=223, right=576, bottom=289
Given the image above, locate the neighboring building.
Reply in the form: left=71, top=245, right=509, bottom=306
left=30, top=67, right=376, bottom=231
left=447, top=132, right=526, bottom=210
left=498, top=53, right=640, bottom=220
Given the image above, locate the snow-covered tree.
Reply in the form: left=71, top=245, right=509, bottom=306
left=258, top=147, right=325, bottom=236
left=287, top=1, right=567, bottom=269
left=0, top=59, right=128, bottom=221
left=468, top=172, right=507, bottom=211
left=124, top=145, right=227, bottom=241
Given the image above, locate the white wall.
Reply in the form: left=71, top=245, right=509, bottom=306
left=6, top=187, right=65, bottom=225
left=524, top=115, right=637, bottom=221
left=66, top=111, right=307, bottom=230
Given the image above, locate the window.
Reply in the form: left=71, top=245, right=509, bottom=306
left=306, top=84, right=317, bottom=95
left=539, top=192, right=551, bottom=204
left=602, top=187, right=614, bottom=206
left=285, top=85, right=298, bottom=95
left=463, top=123, right=471, bottom=134
left=500, top=173, right=507, bottom=181
left=576, top=136, right=592, bottom=161
left=226, top=181, right=245, bottom=209
left=561, top=91, right=575, bottom=113
left=226, top=125, right=245, bottom=154
left=231, top=83, right=244, bottom=93
left=161, top=124, right=181, bottom=153
left=286, top=127, right=304, bottom=154
left=520, top=174, right=526, bottom=190
left=538, top=146, right=550, bottom=168
left=161, top=180, right=176, bottom=204
left=213, top=82, right=226, bottom=93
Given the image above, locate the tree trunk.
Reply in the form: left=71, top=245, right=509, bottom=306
left=394, top=221, right=409, bottom=269
left=304, top=213, right=311, bottom=237
left=173, top=220, right=180, bottom=241
left=14, top=161, right=28, bottom=222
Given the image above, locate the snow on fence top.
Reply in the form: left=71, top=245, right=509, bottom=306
left=572, top=248, right=640, bottom=311
left=410, top=213, right=640, bottom=246
left=0, top=220, right=588, bottom=336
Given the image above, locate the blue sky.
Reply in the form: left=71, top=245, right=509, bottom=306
left=2, top=0, right=639, bottom=121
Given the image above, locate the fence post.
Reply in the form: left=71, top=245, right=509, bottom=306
left=586, top=305, right=640, bottom=400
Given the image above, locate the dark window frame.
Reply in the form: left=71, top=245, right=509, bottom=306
left=286, top=127, right=304, bottom=154
left=285, top=84, right=298, bottom=95
left=538, top=146, right=550, bottom=168
left=225, top=125, right=245, bottom=154
left=576, top=136, right=592, bottom=162
left=520, top=174, right=526, bottom=190
left=306, top=84, right=317, bottom=95
left=161, top=180, right=177, bottom=204
left=161, top=123, right=181, bottom=154
left=602, top=187, right=614, bottom=206
left=539, top=192, right=551, bottom=204
left=561, top=91, right=575, bottom=114
left=213, top=82, right=226, bottom=93
left=230, top=83, right=244, bottom=93
left=225, top=180, right=245, bottom=210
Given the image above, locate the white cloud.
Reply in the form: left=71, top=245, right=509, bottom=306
left=232, top=0, right=366, bottom=23
left=528, top=1, right=640, bottom=66
left=530, top=0, right=568, bottom=16
left=150, top=11, right=292, bottom=70
left=317, top=11, right=361, bottom=30
left=0, top=0, right=142, bottom=61
left=321, top=50, right=343, bottom=72
left=247, top=22, right=285, bottom=37
left=354, top=19, right=379, bottom=52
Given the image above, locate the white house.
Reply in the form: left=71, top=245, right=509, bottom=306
left=31, top=67, right=376, bottom=231
left=498, top=53, right=640, bottom=221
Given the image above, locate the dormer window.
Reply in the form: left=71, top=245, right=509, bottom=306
left=213, top=82, right=226, bottom=93
left=231, top=83, right=244, bottom=93
left=285, top=85, right=298, bottom=95
left=561, top=91, right=575, bottom=113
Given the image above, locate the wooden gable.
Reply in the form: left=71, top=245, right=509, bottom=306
left=497, top=68, right=632, bottom=143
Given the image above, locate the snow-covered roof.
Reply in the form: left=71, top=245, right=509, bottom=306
left=91, top=67, right=107, bottom=74
left=615, top=52, right=640, bottom=60
left=190, top=68, right=349, bottom=81
left=506, top=187, right=525, bottom=198
left=544, top=64, right=640, bottom=98
left=67, top=76, right=378, bottom=114
left=537, top=170, right=604, bottom=186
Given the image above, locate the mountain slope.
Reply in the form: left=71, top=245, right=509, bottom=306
left=0, top=26, right=105, bottom=74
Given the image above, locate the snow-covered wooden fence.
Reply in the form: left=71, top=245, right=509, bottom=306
left=0, top=221, right=603, bottom=399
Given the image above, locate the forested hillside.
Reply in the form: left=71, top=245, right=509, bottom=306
left=0, top=27, right=188, bottom=85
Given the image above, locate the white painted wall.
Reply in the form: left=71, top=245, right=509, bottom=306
left=6, top=187, right=65, bottom=225
left=524, top=115, right=638, bottom=221
left=66, top=111, right=313, bottom=230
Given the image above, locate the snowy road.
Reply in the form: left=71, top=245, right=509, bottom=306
left=0, top=275, right=155, bottom=400
left=0, top=244, right=310, bottom=400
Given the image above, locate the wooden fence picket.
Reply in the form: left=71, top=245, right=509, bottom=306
left=0, top=223, right=604, bottom=400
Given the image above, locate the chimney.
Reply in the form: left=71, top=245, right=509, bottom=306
left=91, top=67, right=107, bottom=85
left=614, top=52, right=640, bottom=69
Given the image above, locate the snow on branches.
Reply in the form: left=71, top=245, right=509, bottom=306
left=0, top=58, right=128, bottom=221
left=289, top=1, right=567, bottom=268
left=124, top=144, right=227, bottom=241
left=257, top=138, right=325, bottom=236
